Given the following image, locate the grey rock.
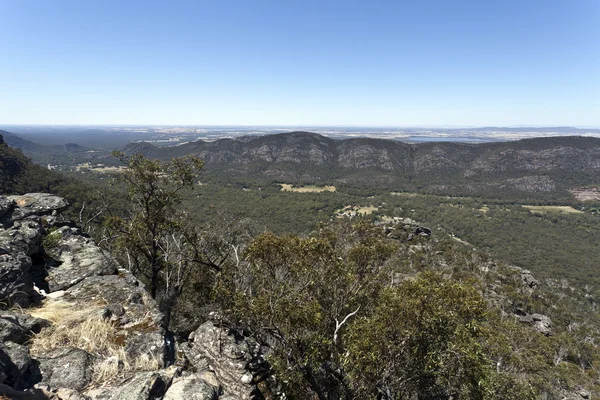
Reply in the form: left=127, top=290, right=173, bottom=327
left=578, top=388, right=591, bottom=399
left=0, top=311, right=50, bottom=344
left=181, top=322, right=268, bottom=400
left=518, top=312, right=553, bottom=336
left=163, top=374, right=219, bottom=400
left=2, top=342, right=34, bottom=389
left=85, top=367, right=179, bottom=400
left=531, top=313, right=545, bottom=321
left=55, top=387, right=91, bottom=399
left=0, top=316, right=25, bottom=343
left=533, top=314, right=553, bottom=336
left=0, top=220, right=43, bottom=256
left=0, top=196, right=15, bottom=221
left=518, top=314, right=534, bottom=323
left=0, top=383, right=52, bottom=399
left=0, top=348, right=8, bottom=384
left=0, top=253, right=34, bottom=308
left=7, top=194, right=69, bottom=221
left=46, top=232, right=118, bottom=292
left=520, top=269, right=538, bottom=289
left=38, top=348, right=94, bottom=391
left=414, top=226, right=431, bottom=237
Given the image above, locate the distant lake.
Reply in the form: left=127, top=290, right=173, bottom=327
left=402, top=136, right=501, bottom=143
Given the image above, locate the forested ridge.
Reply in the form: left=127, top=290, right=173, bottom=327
left=121, top=132, right=600, bottom=199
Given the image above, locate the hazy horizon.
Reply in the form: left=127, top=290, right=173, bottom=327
left=2, top=124, right=600, bottom=130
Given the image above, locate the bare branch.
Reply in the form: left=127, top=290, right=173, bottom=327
left=333, top=305, right=361, bottom=345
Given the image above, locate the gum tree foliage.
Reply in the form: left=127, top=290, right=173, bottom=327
left=217, top=221, right=546, bottom=400
left=107, top=152, right=228, bottom=316
left=216, top=221, right=399, bottom=399
left=344, top=271, right=492, bottom=400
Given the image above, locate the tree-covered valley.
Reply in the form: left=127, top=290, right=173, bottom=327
left=1, top=130, right=600, bottom=399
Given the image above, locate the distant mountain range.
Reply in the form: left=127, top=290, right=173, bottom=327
left=0, top=130, right=88, bottom=166
left=120, top=131, right=600, bottom=198
left=3, top=128, right=600, bottom=199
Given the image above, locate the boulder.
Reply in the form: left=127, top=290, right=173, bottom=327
left=7, top=194, right=68, bottom=221
left=163, top=374, right=220, bottom=400
left=0, top=253, right=34, bottom=308
left=578, top=388, right=591, bottom=399
left=0, top=197, right=15, bottom=222
left=37, top=348, right=94, bottom=392
left=531, top=313, right=553, bottom=336
left=520, top=269, right=538, bottom=289
left=0, top=316, right=25, bottom=344
left=85, top=367, right=179, bottom=400
left=0, top=341, right=42, bottom=391
left=0, top=311, right=50, bottom=344
left=0, top=220, right=43, bottom=256
left=0, top=383, right=52, bottom=399
left=414, top=226, right=432, bottom=237
left=1, top=342, right=36, bottom=389
left=45, top=231, right=119, bottom=292
left=518, top=312, right=552, bottom=336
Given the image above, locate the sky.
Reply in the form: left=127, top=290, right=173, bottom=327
left=0, top=0, right=599, bottom=127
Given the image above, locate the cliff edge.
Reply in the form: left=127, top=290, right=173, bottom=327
left=0, top=193, right=270, bottom=400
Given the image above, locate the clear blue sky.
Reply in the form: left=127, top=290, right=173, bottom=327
left=1, top=0, right=598, bottom=127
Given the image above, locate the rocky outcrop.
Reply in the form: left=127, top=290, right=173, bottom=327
left=44, top=227, right=119, bottom=292
left=180, top=321, right=271, bottom=399
left=5, top=193, right=69, bottom=222
left=121, top=132, right=600, bottom=195
left=0, top=253, right=36, bottom=307
left=519, top=269, right=539, bottom=289
left=0, top=194, right=271, bottom=400
left=380, top=217, right=432, bottom=242
left=518, top=312, right=553, bottom=336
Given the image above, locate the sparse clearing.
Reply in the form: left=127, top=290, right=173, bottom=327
left=522, top=205, right=583, bottom=214
left=75, top=163, right=126, bottom=173
left=280, top=184, right=336, bottom=193
left=91, top=166, right=126, bottom=173
left=390, top=192, right=419, bottom=197
left=355, top=205, right=378, bottom=214
left=570, top=187, right=600, bottom=201
left=337, top=205, right=379, bottom=218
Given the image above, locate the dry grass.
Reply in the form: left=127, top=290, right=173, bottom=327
left=93, top=349, right=160, bottom=385
left=280, top=183, right=336, bottom=193
left=29, top=299, right=160, bottom=386
left=522, top=205, right=584, bottom=215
